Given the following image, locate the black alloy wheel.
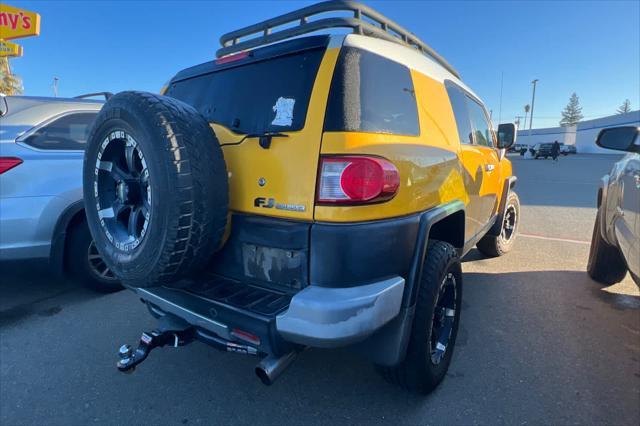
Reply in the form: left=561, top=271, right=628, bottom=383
left=94, top=131, right=151, bottom=253
left=429, top=272, right=458, bottom=365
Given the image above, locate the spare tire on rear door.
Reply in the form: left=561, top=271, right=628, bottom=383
left=83, top=91, right=228, bottom=288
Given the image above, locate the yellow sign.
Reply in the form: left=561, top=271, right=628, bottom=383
left=0, top=3, right=40, bottom=41
left=0, top=39, right=22, bottom=56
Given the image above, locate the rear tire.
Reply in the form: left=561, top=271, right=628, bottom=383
left=378, top=240, right=462, bottom=394
left=66, top=221, right=122, bottom=293
left=83, top=91, right=229, bottom=288
left=477, top=191, right=520, bottom=257
left=587, top=208, right=627, bottom=285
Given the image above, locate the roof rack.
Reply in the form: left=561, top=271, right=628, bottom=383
left=216, top=0, right=460, bottom=79
left=74, top=92, right=113, bottom=101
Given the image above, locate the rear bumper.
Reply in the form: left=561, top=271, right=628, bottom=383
left=136, top=275, right=405, bottom=355
left=276, top=276, right=404, bottom=347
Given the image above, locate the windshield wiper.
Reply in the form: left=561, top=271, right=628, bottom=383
left=220, top=131, right=289, bottom=149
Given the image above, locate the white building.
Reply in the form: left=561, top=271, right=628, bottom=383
left=516, top=110, right=639, bottom=153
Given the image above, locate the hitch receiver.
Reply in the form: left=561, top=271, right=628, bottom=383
left=117, top=314, right=194, bottom=373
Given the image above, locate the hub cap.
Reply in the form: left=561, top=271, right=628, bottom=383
left=93, top=131, right=151, bottom=252
left=500, top=204, right=517, bottom=243
left=430, top=272, right=457, bottom=365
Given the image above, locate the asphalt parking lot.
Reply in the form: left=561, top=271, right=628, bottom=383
left=1, top=154, right=639, bottom=425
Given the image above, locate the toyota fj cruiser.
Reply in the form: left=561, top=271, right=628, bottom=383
left=83, top=0, right=519, bottom=394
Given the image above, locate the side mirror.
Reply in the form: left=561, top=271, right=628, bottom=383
left=595, top=126, right=639, bottom=153
left=497, top=123, right=516, bottom=149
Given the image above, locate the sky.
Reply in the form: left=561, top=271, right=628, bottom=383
left=6, top=0, right=640, bottom=129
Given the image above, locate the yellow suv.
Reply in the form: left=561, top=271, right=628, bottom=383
left=82, top=1, right=519, bottom=394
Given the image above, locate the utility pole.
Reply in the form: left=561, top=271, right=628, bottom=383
left=53, top=77, right=59, bottom=97
left=515, top=115, right=523, bottom=130
left=528, top=79, right=539, bottom=139
left=498, top=71, right=504, bottom=124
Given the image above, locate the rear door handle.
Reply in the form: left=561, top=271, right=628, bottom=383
left=485, top=164, right=495, bottom=172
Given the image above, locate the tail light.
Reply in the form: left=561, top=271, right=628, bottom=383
left=0, top=157, right=22, bottom=174
left=317, top=156, right=400, bottom=204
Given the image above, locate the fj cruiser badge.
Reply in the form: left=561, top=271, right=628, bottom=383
left=254, top=197, right=306, bottom=212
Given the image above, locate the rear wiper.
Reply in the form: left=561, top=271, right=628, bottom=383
left=220, top=131, right=289, bottom=149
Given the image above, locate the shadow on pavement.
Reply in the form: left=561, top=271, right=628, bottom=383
left=461, top=247, right=486, bottom=263
left=0, top=259, right=109, bottom=327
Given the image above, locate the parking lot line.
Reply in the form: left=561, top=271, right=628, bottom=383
left=519, top=232, right=591, bottom=245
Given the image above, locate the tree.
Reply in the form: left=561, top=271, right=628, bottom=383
left=617, top=99, right=631, bottom=114
left=559, top=93, right=583, bottom=126
left=0, top=57, right=23, bottom=95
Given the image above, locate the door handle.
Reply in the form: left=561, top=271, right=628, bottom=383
left=485, top=164, right=495, bottom=173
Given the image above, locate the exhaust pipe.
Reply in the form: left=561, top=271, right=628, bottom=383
left=255, top=351, right=298, bottom=385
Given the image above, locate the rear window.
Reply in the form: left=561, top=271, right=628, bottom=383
left=324, top=47, right=419, bottom=136
left=166, top=47, right=325, bottom=135
left=22, top=112, right=97, bottom=151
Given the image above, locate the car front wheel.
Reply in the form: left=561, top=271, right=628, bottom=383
left=587, top=207, right=627, bottom=285
left=476, top=191, right=520, bottom=257
left=66, top=221, right=122, bottom=293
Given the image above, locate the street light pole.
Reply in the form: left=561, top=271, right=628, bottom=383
left=515, top=115, right=523, bottom=130
left=528, top=79, right=539, bottom=139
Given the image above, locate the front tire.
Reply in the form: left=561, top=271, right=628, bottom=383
left=477, top=191, right=520, bottom=257
left=378, top=240, right=462, bottom=394
left=587, top=207, right=627, bottom=285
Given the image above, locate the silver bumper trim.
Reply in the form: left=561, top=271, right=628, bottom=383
left=276, top=276, right=405, bottom=348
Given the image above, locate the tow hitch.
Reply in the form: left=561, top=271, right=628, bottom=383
left=117, top=314, right=195, bottom=373
left=117, top=313, right=262, bottom=373
left=116, top=312, right=297, bottom=384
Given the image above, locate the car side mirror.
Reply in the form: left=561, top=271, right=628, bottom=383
left=497, top=123, right=516, bottom=150
left=595, top=126, right=640, bottom=153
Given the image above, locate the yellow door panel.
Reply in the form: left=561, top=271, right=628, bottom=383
left=458, top=145, right=487, bottom=239
left=476, top=145, right=501, bottom=217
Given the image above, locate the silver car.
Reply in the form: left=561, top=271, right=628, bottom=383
left=588, top=126, right=640, bottom=286
left=0, top=94, right=121, bottom=292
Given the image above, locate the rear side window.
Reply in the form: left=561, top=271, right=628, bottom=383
left=22, top=112, right=97, bottom=150
left=166, top=48, right=325, bottom=135
left=445, top=83, right=474, bottom=145
left=466, top=98, right=495, bottom=147
left=446, top=81, right=494, bottom=147
left=324, top=47, right=419, bottom=136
